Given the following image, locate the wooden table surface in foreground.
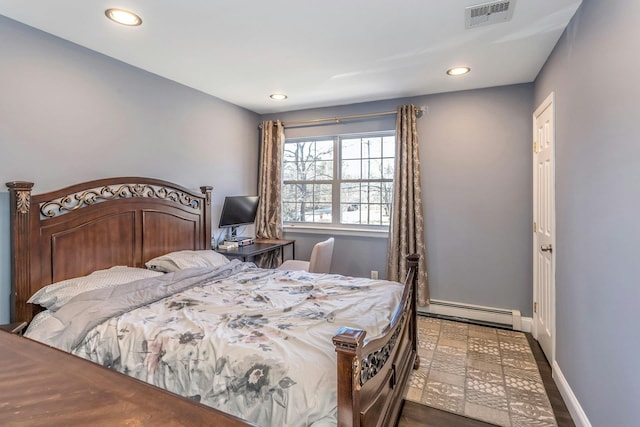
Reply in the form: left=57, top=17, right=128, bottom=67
left=0, top=332, right=255, bottom=426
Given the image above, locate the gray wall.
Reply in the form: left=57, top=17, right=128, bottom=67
left=285, top=232, right=389, bottom=280
left=0, top=16, right=260, bottom=323
left=263, top=83, right=534, bottom=315
left=534, top=0, right=640, bottom=425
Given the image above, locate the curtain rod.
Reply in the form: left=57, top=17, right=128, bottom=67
left=260, top=105, right=426, bottom=129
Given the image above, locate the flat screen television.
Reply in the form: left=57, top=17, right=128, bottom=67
left=218, top=195, right=260, bottom=240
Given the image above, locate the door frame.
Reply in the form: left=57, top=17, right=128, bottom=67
left=532, top=91, right=556, bottom=363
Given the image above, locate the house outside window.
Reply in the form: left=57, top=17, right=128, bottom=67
left=282, top=131, right=395, bottom=230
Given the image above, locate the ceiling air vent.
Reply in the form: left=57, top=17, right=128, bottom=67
left=465, top=0, right=516, bottom=29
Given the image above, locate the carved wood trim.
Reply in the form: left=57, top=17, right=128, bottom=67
left=200, top=186, right=213, bottom=249
left=200, top=186, right=212, bottom=205
left=5, top=181, right=34, bottom=323
left=39, top=183, right=202, bottom=218
left=333, top=327, right=365, bottom=427
left=359, top=313, right=404, bottom=386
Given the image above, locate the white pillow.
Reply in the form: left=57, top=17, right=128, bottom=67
left=28, top=266, right=164, bottom=311
left=145, top=250, right=229, bottom=273
left=25, top=309, right=53, bottom=332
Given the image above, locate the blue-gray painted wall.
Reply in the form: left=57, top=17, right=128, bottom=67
left=0, top=15, right=260, bottom=323
left=534, top=0, right=640, bottom=425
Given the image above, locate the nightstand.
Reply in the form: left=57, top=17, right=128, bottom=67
left=0, top=321, right=28, bottom=335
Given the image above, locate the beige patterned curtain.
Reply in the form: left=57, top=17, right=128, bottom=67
left=254, top=120, right=285, bottom=268
left=387, top=105, right=429, bottom=306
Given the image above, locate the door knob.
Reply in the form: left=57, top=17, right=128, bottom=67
left=540, top=244, right=553, bottom=253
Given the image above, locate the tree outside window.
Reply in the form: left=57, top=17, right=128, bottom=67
left=282, top=132, right=395, bottom=228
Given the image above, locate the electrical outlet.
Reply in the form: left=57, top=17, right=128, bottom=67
left=371, top=270, right=379, bottom=280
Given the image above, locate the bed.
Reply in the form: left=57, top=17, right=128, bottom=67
left=5, top=177, right=420, bottom=427
left=0, top=330, right=255, bottom=426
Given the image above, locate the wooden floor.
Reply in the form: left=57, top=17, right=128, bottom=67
left=397, top=330, right=575, bottom=427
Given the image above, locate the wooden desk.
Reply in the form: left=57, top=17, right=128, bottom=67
left=0, top=332, right=254, bottom=426
left=214, top=238, right=295, bottom=262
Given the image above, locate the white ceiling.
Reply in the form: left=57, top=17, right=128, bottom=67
left=0, top=0, right=582, bottom=114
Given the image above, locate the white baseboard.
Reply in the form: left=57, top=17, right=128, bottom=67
left=552, top=361, right=592, bottom=427
left=420, top=299, right=522, bottom=330
left=520, top=317, right=533, bottom=333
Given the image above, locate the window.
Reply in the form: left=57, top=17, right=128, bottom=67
left=282, top=132, right=395, bottom=228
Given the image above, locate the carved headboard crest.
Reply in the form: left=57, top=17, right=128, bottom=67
left=39, top=183, right=202, bottom=218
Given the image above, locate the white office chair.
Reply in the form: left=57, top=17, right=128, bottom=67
left=278, top=237, right=334, bottom=273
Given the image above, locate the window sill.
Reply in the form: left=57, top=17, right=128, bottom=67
left=283, top=224, right=389, bottom=239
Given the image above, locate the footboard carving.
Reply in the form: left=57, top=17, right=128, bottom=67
left=360, top=314, right=404, bottom=386
left=333, top=254, right=420, bottom=427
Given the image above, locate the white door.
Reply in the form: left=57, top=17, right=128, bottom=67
left=533, top=92, right=555, bottom=363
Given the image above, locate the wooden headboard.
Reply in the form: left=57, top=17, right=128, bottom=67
left=6, top=177, right=212, bottom=324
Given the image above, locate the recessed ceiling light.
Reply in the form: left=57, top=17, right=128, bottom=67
left=446, top=66, right=471, bottom=76
left=270, top=93, right=288, bottom=101
left=105, top=8, right=142, bottom=26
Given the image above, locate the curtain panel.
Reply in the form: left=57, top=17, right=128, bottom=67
left=254, top=120, right=285, bottom=268
left=387, top=105, right=429, bottom=306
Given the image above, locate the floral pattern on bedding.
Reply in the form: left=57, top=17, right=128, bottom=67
left=38, top=263, right=403, bottom=427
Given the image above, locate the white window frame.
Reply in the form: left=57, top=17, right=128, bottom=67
left=282, top=131, right=395, bottom=236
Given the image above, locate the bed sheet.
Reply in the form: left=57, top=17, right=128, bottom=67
left=25, top=260, right=403, bottom=427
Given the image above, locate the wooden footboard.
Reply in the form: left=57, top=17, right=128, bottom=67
left=333, top=254, right=420, bottom=427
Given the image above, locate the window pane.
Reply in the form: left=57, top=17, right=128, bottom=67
left=283, top=142, right=300, bottom=162
left=282, top=162, right=296, bottom=181
left=382, top=159, right=394, bottom=179
left=368, top=159, right=382, bottom=179
left=381, top=181, right=394, bottom=207
left=307, top=205, right=331, bottom=222
left=360, top=185, right=369, bottom=203
left=340, top=183, right=360, bottom=203
left=341, top=159, right=361, bottom=179
left=282, top=183, right=299, bottom=201
left=382, top=203, right=392, bottom=225
left=314, top=184, right=332, bottom=203
left=283, top=202, right=301, bottom=222
left=314, top=160, right=333, bottom=180
left=342, top=139, right=361, bottom=159
left=369, top=205, right=382, bottom=225
left=315, top=140, right=333, bottom=160
left=382, top=137, right=395, bottom=157
left=283, top=140, right=335, bottom=182
left=283, top=143, right=305, bottom=180
left=282, top=182, right=306, bottom=223
left=300, top=190, right=315, bottom=222
left=365, top=183, right=382, bottom=203
left=341, top=203, right=361, bottom=224
left=359, top=205, right=368, bottom=223
left=362, top=138, right=382, bottom=158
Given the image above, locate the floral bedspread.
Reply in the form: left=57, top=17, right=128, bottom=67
left=27, top=261, right=403, bottom=427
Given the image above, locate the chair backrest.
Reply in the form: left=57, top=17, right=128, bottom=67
left=308, top=238, right=335, bottom=273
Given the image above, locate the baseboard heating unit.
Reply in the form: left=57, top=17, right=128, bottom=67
left=419, top=299, right=522, bottom=331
